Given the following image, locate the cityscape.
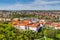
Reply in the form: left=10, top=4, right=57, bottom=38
left=0, top=10, right=60, bottom=40
left=0, top=0, right=60, bottom=40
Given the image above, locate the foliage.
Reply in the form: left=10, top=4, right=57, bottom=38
left=0, top=23, right=60, bottom=40
left=0, top=24, right=44, bottom=40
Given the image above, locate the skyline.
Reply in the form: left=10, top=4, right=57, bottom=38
left=0, top=0, right=60, bottom=10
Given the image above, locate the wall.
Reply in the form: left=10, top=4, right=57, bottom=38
left=29, top=27, right=37, bottom=31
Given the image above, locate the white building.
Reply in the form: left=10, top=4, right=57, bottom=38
left=12, top=19, right=44, bottom=32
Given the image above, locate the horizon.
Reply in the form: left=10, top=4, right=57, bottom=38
left=0, top=0, right=60, bottom=10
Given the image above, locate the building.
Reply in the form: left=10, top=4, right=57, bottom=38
left=12, top=18, right=44, bottom=32
left=51, top=22, right=60, bottom=29
left=45, top=22, right=60, bottom=29
left=0, top=18, right=11, bottom=22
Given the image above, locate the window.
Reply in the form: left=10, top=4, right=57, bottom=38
left=25, top=26, right=27, bottom=29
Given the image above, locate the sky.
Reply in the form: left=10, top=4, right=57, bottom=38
left=0, top=0, right=60, bottom=10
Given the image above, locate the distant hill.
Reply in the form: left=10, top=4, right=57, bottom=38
left=0, top=10, right=60, bottom=12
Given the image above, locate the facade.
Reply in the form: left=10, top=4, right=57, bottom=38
left=12, top=18, right=44, bottom=32
left=12, top=18, right=60, bottom=32
left=45, top=22, right=60, bottom=29
left=0, top=18, right=11, bottom=21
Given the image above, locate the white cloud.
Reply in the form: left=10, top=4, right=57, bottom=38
left=34, top=0, right=60, bottom=5
left=0, top=0, right=60, bottom=10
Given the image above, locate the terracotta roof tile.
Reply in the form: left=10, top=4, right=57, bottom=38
left=12, top=19, right=41, bottom=28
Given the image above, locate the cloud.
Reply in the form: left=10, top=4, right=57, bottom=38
left=34, top=0, right=60, bottom=5
left=0, top=0, right=60, bottom=10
